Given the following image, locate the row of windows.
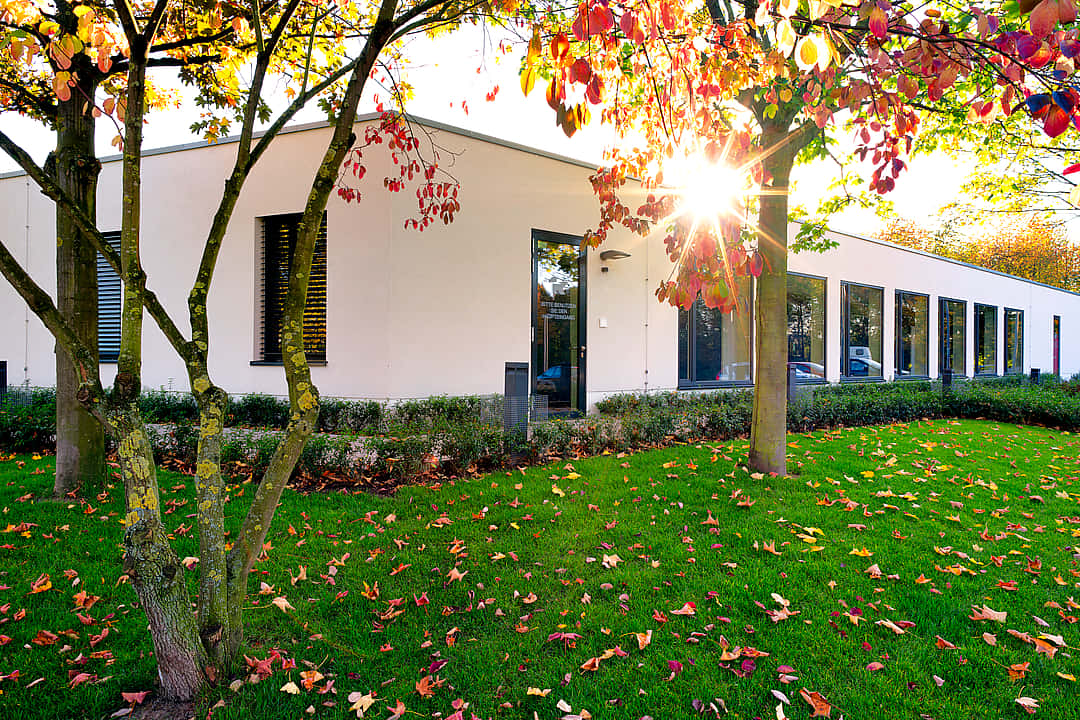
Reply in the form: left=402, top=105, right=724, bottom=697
left=98, top=213, right=328, bottom=364
left=679, top=273, right=1037, bottom=388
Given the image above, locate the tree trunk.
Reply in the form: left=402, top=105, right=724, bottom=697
left=112, top=407, right=207, bottom=700
left=192, top=383, right=232, bottom=668
left=52, top=75, right=105, bottom=497
left=748, top=120, right=799, bottom=476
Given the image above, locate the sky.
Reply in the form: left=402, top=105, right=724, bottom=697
left=0, top=26, right=975, bottom=240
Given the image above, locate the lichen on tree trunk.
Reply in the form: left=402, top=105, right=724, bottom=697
left=111, top=407, right=208, bottom=700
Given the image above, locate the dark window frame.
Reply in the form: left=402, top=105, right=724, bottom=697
left=938, top=296, right=967, bottom=378
left=253, top=212, right=328, bottom=365
left=894, top=289, right=930, bottom=380
left=677, top=280, right=754, bottom=390
left=840, top=280, right=885, bottom=382
left=787, top=271, right=828, bottom=384
left=1003, top=307, right=1024, bottom=375
left=974, top=303, right=998, bottom=376
left=97, top=231, right=122, bottom=364
left=1054, top=315, right=1061, bottom=376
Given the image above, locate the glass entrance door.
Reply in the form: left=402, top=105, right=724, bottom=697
left=532, top=230, right=586, bottom=415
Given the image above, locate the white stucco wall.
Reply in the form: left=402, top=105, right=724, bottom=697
left=1, top=117, right=1079, bottom=407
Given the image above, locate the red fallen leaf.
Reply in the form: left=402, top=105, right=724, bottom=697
left=671, top=601, right=696, bottom=616
left=121, top=691, right=149, bottom=705
left=32, top=629, right=59, bottom=646
left=414, top=592, right=429, bottom=607
left=0, top=635, right=10, bottom=646
left=244, top=650, right=281, bottom=679
left=799, top=688, right=832, bottom=717
left=580, top=656, right=601, bottom=672
left=89, top=627, right=109, bottom=647
left=547, top=632, right=583, bottom=648
left=736, top=658, right=757, bottom=677
left=386, top=699, right=407, bottom=719
left=935, top=635, right=958, bottom=650
left=866, top=662, right=885, bottom=671
left=667, top=659, right=683, bottom=677
left=68, top=671, right=96, bottom=687
left=996, top=580, right=1019, bottom=591
left=652, top=609, right=668, bottom=623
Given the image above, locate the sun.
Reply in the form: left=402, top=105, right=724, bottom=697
left=664, top=153, right=749, bottom=225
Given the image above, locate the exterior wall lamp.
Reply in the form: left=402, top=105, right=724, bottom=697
left=599, top=249, right=631, bottom=273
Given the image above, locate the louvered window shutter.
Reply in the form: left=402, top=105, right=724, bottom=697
left=259, top=213, right=327, bottom=362
left=97, top=232, right=122, bottom=362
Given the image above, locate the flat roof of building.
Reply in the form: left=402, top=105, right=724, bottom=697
left=2, top=114, right=1076, bottom=297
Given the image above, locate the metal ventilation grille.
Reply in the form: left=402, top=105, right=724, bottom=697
left=96, top=231, right=122, bottom=362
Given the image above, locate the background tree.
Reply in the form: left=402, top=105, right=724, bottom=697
left=881, top=215, right=1080, bottom=291
left=522, top=0, right=1080, bottom=475
left=0, top=0, right=233, bottom=497
left=0, top=0, right=499, bottom=703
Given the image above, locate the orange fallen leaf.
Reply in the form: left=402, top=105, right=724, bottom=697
left=1008, top=662, right=1031, bottom=681
left=799, top=688, right=831, bottom=717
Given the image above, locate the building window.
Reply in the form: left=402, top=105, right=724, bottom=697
left=787, top=273, right=826, bottom=381
left=1054, top=315, right=1061, bottom=376
left=97, top=231, right=122, bottom=363
left=895, top=291, right=929, bottom=378
left=974, top=303, right=997, bottom=375
left=939, top=298, right=966, bottom=377
left=257, top=213, right=328, bottom=363
left=1004, top=308, right=1024, bottom=374
left=678, top=278, right=752, bottom=387
left=841, top=282, right=883, bottom=379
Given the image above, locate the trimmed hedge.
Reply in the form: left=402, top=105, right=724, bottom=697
left=5, top=376, right=1080, bottom=483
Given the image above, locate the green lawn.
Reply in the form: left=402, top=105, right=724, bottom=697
left=2, top=419, right=1079, bottom=719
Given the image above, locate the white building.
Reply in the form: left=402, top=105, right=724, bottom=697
left=1, top=115, right=1078, bottom=413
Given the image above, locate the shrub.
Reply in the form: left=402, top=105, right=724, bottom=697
left=140, top=390, right=198, bottom=424
left=0, top=387, right=56, bottom=452
left=228, top=393, right=290, bottom=429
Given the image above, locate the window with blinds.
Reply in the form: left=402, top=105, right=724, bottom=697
left=257, top=213, right=328, bottom=363
left=97, top=232, right=122, bottom=363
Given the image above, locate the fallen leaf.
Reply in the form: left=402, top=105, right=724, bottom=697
left=799, top=688, right=832, bottom=717
left=1016, top=696, right=1039, bottom=714
left=271, top=596, right=295, bottom=613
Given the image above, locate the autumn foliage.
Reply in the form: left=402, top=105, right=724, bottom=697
left=879, top=217, right=1080, bottom=292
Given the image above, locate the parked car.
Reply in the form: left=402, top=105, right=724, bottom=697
left=848, top=346, right=881, bottom=374
left=536, top=364, right=571, bottom=396
left=787, top=361, right=825, bottom=380
left=847, top=358, right=875, bottom=377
